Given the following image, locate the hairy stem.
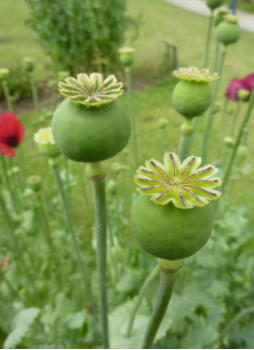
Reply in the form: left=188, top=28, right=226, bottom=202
left=125, top=68, right=139, bottom=168
left=203, top=11, right=214, bottom=68
left=202, top=48, right=226, bottom=164
left=142, top=265, right=179, bottom=349
left=178, top=118, right=194, bottom=162
left=126, top=265, right=159, bottom=337
left=206, top=306, right=254, bottom=348
left=229, top=101, right=242, bottom=137
left=2, top=81, right=13, bottom=113
left=88, top=164, right=109, bottom=349
left=221, top=88, right=254, bottom=193
left=50, top=163, right=97, bottom=315
left=29, top=74, right=39, bottom=115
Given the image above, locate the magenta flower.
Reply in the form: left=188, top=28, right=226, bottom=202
left=226, top=78, right=246, bottom=101
left=242, top=73, right=254, bottom=92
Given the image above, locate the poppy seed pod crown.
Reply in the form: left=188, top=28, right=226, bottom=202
left=131, top=152, right=222, bottom=260
left=52, top=73, right=131, bottom=163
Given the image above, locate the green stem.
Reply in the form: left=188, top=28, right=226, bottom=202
left=111, top=165, right=134, bottom=181
left=29, top=74, right=39, bottom=115
left=229, top=101, right=242, bottom=137
left=216, top=98, right=229, bottom=160
left=0, top=268, right=28, bottom=305
left=64, top=156, right=71, bottom=206
left=203, top=11, right=214, bottom=68
left=38, top=193, right=62, bottom=287
left=206, top=306, right=254, bottom=348
left=142, top=264, right=179, bottom=349
left=214, top=38, right=220, bottom=73
left=159, top=131, right=164, bottom=162
left=125, top=68, right=139, bottom=168
left=77, top=163, right=93, bottom=222
left=88, top=164, right=109, bottom=349
left=202, top=48, right=226, bottom=164
left=50, top=162, right=97, bottom=316
left=0, top=189, right=41, bottom=303
left=221, top=88, right=254, bottom=194
left=2, top=81, right=13, bottom=112
left=189, top=117, right=200, bottom=154
left=0, top=155, right=16, bottom=210
left=126, top=265, right=159, bottom=337
left=178, top=118, right=194, bottom=162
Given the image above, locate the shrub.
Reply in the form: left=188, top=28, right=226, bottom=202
left=25, top=0, right=127, bottom=75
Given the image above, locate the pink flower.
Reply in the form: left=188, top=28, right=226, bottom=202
left=226, top=78, right=246, bottom=101
left=242, top=73, right=254, bottom=92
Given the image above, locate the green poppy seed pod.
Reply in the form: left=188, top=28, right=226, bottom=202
left=206, top=0, right=224, bottom=10
left=0, top=68, right=10, bottom=82
left=23, top=57, right=35, bottom=73
left=131, top=153, right=222, bottom=260
left=107, top=180, right=118, bottom=196
left=236, top=145, right=248, bottom=161
left=118, top=47, right=136, bottom=67
left=34, top=127, right=61, bottom=158
left=27, top=175, right=42, bottom=192
left=172, top=67, right=219, bottom=119
left=237, top=89, right=250, bottom=101
left=158, top=118, right=168, bottom=130
left=224, top=136, right=235, bottom=148
left=214, top=8, right=230, bottom=26
left=216, top=15, right=241, bottom=46
left=52, top=73, right=131, bottom=163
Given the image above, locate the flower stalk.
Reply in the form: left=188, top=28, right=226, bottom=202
left=125, top=67, right=139, bottom=168
left=49, top=159, right=97, bottom=315
left=202, top=47, right=226, bottom=164
left=142, top=259, right=181, bottom=349
left=221, top=88, right=254, bottom=193
left=87, top=162, right=109, bottom=349
left=203, top=11, right=214, bottom=68
left=178, top=118, right=194, bottom=162
left=126, top=265, right=159, bottom=337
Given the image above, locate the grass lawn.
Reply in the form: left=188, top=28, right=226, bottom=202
left=0, top=0, right=254, bottom=229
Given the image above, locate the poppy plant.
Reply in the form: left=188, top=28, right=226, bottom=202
left=0, top=111, right=25, bottom=157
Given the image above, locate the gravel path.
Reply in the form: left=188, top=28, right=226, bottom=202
left=161, top=0, right=254, bottom=34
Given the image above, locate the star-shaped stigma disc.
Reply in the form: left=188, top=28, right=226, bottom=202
left=134, top=152, right=222, bottom=209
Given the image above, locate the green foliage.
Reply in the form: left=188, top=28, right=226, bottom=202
left=3, top=307, right=40, bottom=349
left=25, top=0, right=127, bottom=74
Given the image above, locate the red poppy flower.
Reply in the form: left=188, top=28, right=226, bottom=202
left=242, top=73, right=254, bottom=92
left=0, top=112, right=25, bottom=157
left=226, top=78, right=246, bottom=101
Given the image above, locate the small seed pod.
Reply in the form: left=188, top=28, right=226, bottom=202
left=158, top=118, right=168, bottom=130
left=216, top=15, right=241, bottom=46
left=52, top=73, right=131, bottom=162
left=27, top=175, right=42, bottom=192
left=118, top=47, right=136, bottom=67
left=236, top=145, right=248, bottom=161
left=23, top=57, right=35, bottom=73
left=212, top=103, right=220, bottom=114
left=206, top=0, right=224, bottom=10
left=131, top=153, right=222, bottom=260
left=226, top=106, right=234, bottom=115
left=224, top=136, right=235, bottom=148
left=0, top=68, right=10, bottom=82
left=34, top=127, right=61, bottom=158
left=237, top=89, right=250, bottom=101
left=172, top=67, right=219, bottom=119
left=107, top=179, right=118, bottom=197
left=214, top=8, right=230, bottom=26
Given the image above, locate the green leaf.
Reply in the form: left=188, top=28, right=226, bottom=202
left=64, top=310, right=86, bottom=330
left=4, top=307, right=40, bottom=349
